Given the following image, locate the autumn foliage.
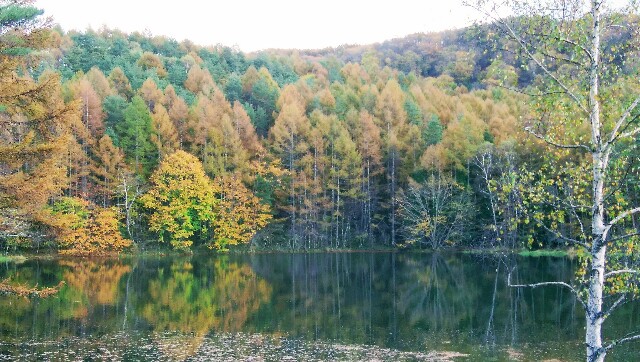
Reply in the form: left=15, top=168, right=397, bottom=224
left=48, top=197, right=131, bottom=255
left=140, top=150, right=218, bottom=250
left=7, top=0, right=635, bottom=255
left=141, top=150, right=272, bottom=251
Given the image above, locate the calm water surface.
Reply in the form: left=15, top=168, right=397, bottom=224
left=0, top=252, right=638, bottom=361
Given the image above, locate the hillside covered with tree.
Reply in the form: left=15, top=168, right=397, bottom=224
left=1, top=0, right=639, bottom=256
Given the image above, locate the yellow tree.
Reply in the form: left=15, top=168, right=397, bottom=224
left=85, top=67, right=114, bottom=100
left=209, top=175, right=272, bottom=250
left=64, top=76, right=105, bottom=198
left=140, top=150, right=218, bottom=250
left=232, top=101, right=264, bottom=156
left=357, top=110, right=383, bottom=238
left=330, top=126, right=363, bottom=246
left=48, top=196, right=131, bottom=255
left=91, top=134, right=126, bottom=207
left=190, top=91, right=250, bottom=179
left=137, top=51, right=167, bottom=78
left=150, top=104, right=179, bottom=158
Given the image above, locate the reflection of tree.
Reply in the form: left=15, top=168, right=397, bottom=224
left=140, top=258, right=272, bottom=335
left=138, top=257, right=272, bottom=361
left=2, top=254, right=631, bottom=360
left=142, top=262, right=213, bottom=335
left=0, top=261, right=97, bottom=338
left=247, top=252, right=588, bottom=359
left=397, top=253, right=476, bottom=331
left=62, top=260, right=132, bottom=307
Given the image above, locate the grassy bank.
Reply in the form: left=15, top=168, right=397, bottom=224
left=0, top=255, right=27, bottom=263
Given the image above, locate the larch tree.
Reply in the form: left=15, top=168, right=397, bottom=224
left=209, top=175, right=272, bottom=251
left=150, top=104, right=179, bottom=159
left=231, top=101, right=264, bottom=156
left=376, top=79, right=408, bottom=246
left=207, top=90, right=250, bottom=177
left=137, top=51, right=167, bottom=78
left=162, top=85, right=190, bottom=147
left=92, top=134, right=126, bottom=207
left=242, top=66, right=280, bottom=137
left=304, top=116, right=329, bottom=246
left=269, top=87, right=312, bottom=243
left=65, top=76, right=105, bottom=197
left=358, top=110, right=383, bottom=238
left=108, top=66, right=133, bottom=100
left=0, top=0, right=78, bottom=238
left=184, top=64, right=217, bottom=96
left=138, top=78, right=164, bottom=112
left=331, top=127, right=363, bottom=245
left=466, top=0, right=640, bottom=360
left=67, top=77, right=105, bottom=137
left=85, top=67, right=114, bottom=100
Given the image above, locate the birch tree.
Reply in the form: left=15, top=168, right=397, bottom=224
left=466, top=1, right=640, bottom=360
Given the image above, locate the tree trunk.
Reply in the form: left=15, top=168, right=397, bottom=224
left=586, top=244, right=606, bottom=362
left=586, top=2, right=606, bottom=361
left=390, top=148, right=396, bottom=246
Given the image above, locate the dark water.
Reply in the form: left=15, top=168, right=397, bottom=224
left=0, top=252, right=638, bottom=361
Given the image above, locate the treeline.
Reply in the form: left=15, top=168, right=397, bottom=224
left=284, top=14, right=640, bottom=89
left=3, top=1, right=638, bottom=253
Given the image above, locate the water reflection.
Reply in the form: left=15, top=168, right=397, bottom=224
left=138, top=258, right=272, bottom=335
left=0, top=252, right=638, bottom=360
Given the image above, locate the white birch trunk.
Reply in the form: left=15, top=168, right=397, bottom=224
left=586, top=1, right=606, bottom=361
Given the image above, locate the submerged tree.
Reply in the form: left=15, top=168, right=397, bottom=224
left=467, top=0, right=640, bottom=360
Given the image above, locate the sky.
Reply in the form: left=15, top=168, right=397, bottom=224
left=34, top=0, right=478, bottom=52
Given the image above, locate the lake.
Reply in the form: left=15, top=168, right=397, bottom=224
left=0, top=252, right=638, bottom=361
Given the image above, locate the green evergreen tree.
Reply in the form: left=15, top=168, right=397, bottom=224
left=116, top=95, right=158, bottom=176
left=424, top=115, right=443, bottom=146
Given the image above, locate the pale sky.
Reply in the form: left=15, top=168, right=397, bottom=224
left=35, top=0, right=478, bottom=52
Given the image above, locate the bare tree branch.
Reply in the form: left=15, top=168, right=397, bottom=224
left=463, top=2, right=590, bottom=115
left=569, top=198, right=588, bottom=239
left=507, top=271, right=587, bottom=309
left=617, top=126, right=640, bottom=141
left=500, top=30, right=589, bottom=115
left=535, top=47, right=584, bottom=66
left=605, top=333, right=640, bottom=352
left=553, top=35, right=594, bottom=63
left=602, top=294, right=627, bottom=321
left=604, top=269, right=640, bottom=278
left=536, top=217, right=589, bottom=248
left=607, top=232, right=640, bottom=244
left=607, top=207, right=640, bottom=227
left=492, top=83, right=567, bottom=97
left=525, top=126, right=592, bottom=151
left=605, top=96, right=640, bottom=147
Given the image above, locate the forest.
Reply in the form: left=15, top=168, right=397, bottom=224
left=1, top=0, right=639, bottom=256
